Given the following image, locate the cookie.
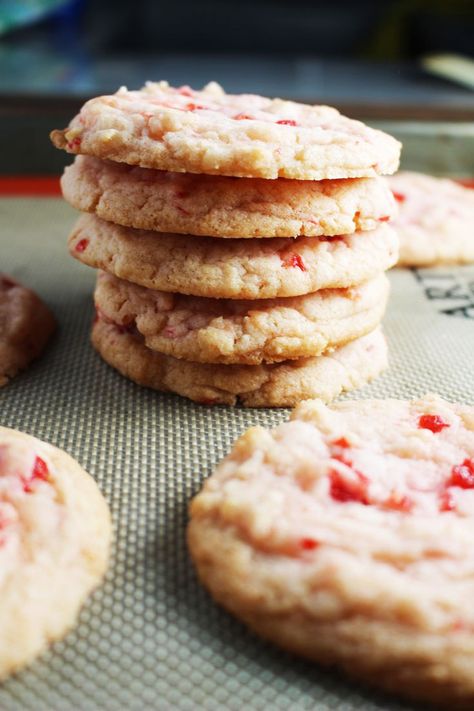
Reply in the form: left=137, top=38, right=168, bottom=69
left=61, top=155, right=397, bottom=238
left=50, top=82, right=401, bottom=180
left=388, top=171, right=474, bottom=266
left=0, top=274, right=56, bottom=387
left=0, top=426, right=111, bottom=679
left=70, top=215, right=398, bottom=299
left=188, top=394, right=474, bottom=708
left=95, top=271, right=389, bottom=365
left=92, top=317, right=387, bottom=407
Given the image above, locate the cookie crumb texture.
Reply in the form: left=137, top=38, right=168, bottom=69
left=51, top=82, right=401, bottom=180
left=94, top=271, right=389, bottom=365
left=62, top=156, right=397, bottom=238
left=188, top=394, right=474, bottom=707
left=0, top=427, right=111, bottom=678
left=388, top=171, right=474, bottom=267
left=0, top=275, right=55, bottom=386
left=92, top=318, right=387, bottom=407
left=70, top=214, right=398, bottom=300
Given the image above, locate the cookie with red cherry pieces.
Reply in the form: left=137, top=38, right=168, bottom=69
left=94, top=270, right=389, bottom=365
left=0, top=274, right=55, bottom=386
left=70, top=214, right=398, bottom=300
left=50, top=82, right=401, bottom=181
left=188, top=393, right=474, bottom=708
left=61, top=155, right=397, bottom=238
left=0, top=426, right=111, bottom=679
left=388, top=171, right=474, bottom=266
left=92, top=317, right=387, bottom=407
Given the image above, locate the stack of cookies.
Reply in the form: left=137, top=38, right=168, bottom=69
left=51, top=82, right=401, bottom=407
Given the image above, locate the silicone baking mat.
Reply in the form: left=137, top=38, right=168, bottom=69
left=1, top=195, right=474, bottom=711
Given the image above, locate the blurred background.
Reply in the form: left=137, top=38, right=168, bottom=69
left=1, top=0, right=473, bottom=175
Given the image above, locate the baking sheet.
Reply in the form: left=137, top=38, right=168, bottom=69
left=1, top=196, right=474, bottom=711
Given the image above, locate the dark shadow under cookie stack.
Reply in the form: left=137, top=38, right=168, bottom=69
left=51, top=82, right=401, bottom=407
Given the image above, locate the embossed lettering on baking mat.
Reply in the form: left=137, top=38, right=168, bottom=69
left=413, top=267, right=474, bottom=319
left=0, top=197, right=473, bottom=711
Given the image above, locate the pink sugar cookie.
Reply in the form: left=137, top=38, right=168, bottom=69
left=51, top=82, right=401, bottom=180
left=189, top=394, right=474, bottom=707
left=389, top=171, right=474, bottom=266
left=69, top=214, right=398, bottom=300
left=0, top=427, right=111, bottom=678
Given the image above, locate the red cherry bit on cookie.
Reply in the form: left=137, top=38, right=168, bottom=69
left=439, top=489, right=456, bottom=512
left=23, top=455, right=50, bottom=493
left=67, top=136, right=81, bottom=150
left=418, top=414, right=450, bottom=433
left=233, top=113, right=255, bottom=120
left=448, top=458, right=474, bottom=489
left=299, top=537, right=319, bottom=550
left=281, top=253, right=306, bottom=271
left=329, top=468, right=370, bottom=505
left=75, top=238, right=89, bottom=253
left=331, top=437, right=350, bottom=448
left=382, top=492, right=413, bottom=512
left=276, top=119, right=298, bottom=126
left=392, top=191, right=406, bottom=203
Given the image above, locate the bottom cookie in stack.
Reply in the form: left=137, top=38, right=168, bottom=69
left=92, top=317, right=387, bottom=407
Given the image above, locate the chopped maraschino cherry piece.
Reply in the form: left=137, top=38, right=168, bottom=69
left=418, top=414, right=450, bottom=433
left=392, top=191, right=405, bottom=203
left=234, top=113, right=255, bottom=120
left=276, top=119, right=298, bottom=126
left=378, top=216, right=391, bottom=222
left=75, top=238, right=89, bottom=253
left=67, top=137, right=81, bottom=150
left=32, top=456, right=49, bottom=481
left=329, top=469, right=370, bottom=505
left=448, top=459, right=474, bottom=489
left=185, top=103, right=205, bottom=111
left=281, top=253, right=306, bottom=271
left=23, top=456, right=50, bottom=493
left=299, top=538, right=319, bottom=550
left=331, top=437, right=350, bottom=448
left=383, top=492, right=413, bottom=512
left=439, top=489, right=456, bottom=512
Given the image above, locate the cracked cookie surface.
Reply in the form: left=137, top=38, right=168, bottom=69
left=188, top=394, right=474, bottom=707
left=0, top=426, right=111, bottom=678
left=70, top=214, right=398, bottom=299
left=94, top=271, right=389, bottom=365
left=51, top=82, right=401, bottom=180
left=92, top=318, right=387, bottom=407
left=62, top=155, right=396, bottom=238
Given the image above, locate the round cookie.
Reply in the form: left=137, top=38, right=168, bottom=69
left=50, top=82, right=401, bottom=180
left=92, top=317, right=387, bottom=407
left=0, top=426, right=111, bottom=678
left=388, top=171, right=474, bottom=266
left=62, top=155, right=397, bottom=238
left=70, top=214, right=398, bottom=299
left=0, top=274, right=56, bottom=387
left=95, top=271, right=389, bottom=365
left=188, top=394, right=474, bottom=708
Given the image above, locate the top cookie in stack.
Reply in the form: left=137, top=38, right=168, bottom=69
left=51, top=82, right=401, bottom=407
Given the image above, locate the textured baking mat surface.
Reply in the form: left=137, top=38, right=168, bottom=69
left=1, top=197, right=474, bottom=711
